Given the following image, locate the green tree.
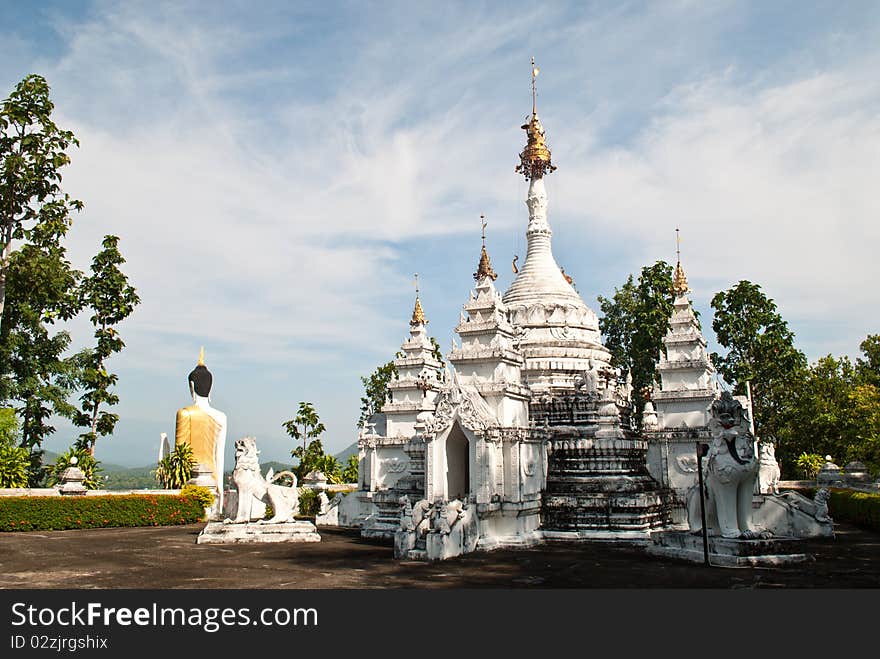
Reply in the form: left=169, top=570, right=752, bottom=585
left=598, top=260, right=674, bottom=427
left=284, top=401, right=326, bottom=458
left=72, top=235, right=140, bottom=455
left=0, top=243, right=82, bottom=485
left=710, top=280, right=806, bottom=451
left=0, top=74, right=82, bottom=330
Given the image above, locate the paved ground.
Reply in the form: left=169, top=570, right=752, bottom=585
left=1, top=521, right=878, bottom=589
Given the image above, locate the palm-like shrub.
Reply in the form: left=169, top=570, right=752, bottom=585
left=155, top=442, right=195, bottom=489
left=0, top=444, right=29, bottom=488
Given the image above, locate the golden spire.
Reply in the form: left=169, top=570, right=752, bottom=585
left=411, top=273, right=427, bottom=326
left=197, top=346, right=205, bottom=366
left=516, top=57, right=556, bottom=180
left=672, top=228, right=690, bottom=296
left=474, top=214, right=498, bottom=281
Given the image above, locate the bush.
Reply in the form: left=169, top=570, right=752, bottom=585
left=826, top=489, right=880, bottom=532
left=0, top=493, right=206, bottom=532
left=180, top=484, right=214, bottom=509
left=796, top=452, right=825, bottom=480
left=297, top=488, right=320, bottom=518
left=155, top=442, right=195, bottom=488
left=0, top=445, right=29, bottom=488
left=341, top=455, right=359, bottom=484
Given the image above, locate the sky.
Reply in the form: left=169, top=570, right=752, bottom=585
left=2, top=1, right=879, bottom=467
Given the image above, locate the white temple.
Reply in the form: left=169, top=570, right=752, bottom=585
left=340, top=63, right=721, bottom=559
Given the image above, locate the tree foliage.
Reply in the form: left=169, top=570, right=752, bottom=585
left=0, top=407, right=19, bottom=446
left=0, top=74, right=82, bottom=328
left=283, top=401, right=326, bottom=457
left=358, top=360, right=397, bottom=427
left=155, top=442, right=195, bottom=489
left=0, top=443, right=29, bottom=487
left=710, top=280, right=806, bottom=448
left=598, top=260, right=674, bottom=427
left=291, top=437, right=343, bottom=483
left=341, top=454, right=359, bottom=483
left=72, top=235, right=140, bottom=454
left=0, top=242, right=82, bottom=467
left=0, top=76, right=139, bottom=477
left=779, top=339, right=880, bottom=477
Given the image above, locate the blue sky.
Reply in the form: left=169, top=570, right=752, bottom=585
left=2, top=1, right=879, bottom=467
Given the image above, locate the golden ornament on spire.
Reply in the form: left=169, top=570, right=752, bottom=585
left=516, top=57, right=556, bottom=180
left=411, top=296, right=427, bottom=326
left=474, top=245, right=498, bottom=281
left=474, top=214, right=498, bottom=281
left=197, top=346, right=205, bottom=366
left=410, top=273, right=427, bottom=326
left=672, top=261, right=690, bottom=296
left=672, top=228, right=690, bottom=296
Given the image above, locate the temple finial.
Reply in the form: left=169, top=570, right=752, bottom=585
left=411, top=273, right=427, bottom=325
left=672, top=228, right=690, bottom=296
left=516, top=58, right=556, bottom=180
left=531, top=56, right=539, bottom=115
left=197, top=346, right=205, bottom=366
left=474, top=214, right=498, bottom=281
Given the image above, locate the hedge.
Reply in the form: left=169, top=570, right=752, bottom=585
left=826, top=489, right=880, bottom=532
left=798, top=487, right=880, bottom=533
left=0, top=493, right=206, bottom=532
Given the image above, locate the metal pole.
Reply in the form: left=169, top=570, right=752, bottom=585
left=696, top=442, right=710, bottom=567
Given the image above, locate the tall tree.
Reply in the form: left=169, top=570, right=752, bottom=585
left=0, top=242, right=82, bottom=485
left=0, top=74, right=82, bottom=330
left=73, top=235, right=140, bottom=455
left=710, top=280, right=806, bottom=448
left=283, top=401, right=326, bottom=459
left=598, top=260, right=675, bottom=427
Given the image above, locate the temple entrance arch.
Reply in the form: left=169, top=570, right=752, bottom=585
left=445, top=422, right=470, bottom=500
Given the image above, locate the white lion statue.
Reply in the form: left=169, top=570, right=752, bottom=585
left=687, top=392, right=769, bottom=539
left=224, top=436, right=299, bottom=524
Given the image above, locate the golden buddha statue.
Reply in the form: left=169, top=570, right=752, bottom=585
left=175, top=347, right=227, bottom=510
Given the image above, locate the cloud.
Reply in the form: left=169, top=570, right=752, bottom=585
left=550, top=60, right=880, bottom=361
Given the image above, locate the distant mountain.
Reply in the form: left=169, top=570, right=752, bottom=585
left=334, top=442, right=358, bottom=462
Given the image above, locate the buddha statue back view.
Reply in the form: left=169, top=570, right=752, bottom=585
left=175, top=347, right=228, bottom=512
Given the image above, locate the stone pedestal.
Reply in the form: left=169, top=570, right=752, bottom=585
left=58, top=466, right=87, bottom=496
left=647, top=530, right=813, bottom=567
left=817, top=457, right=843, bottom=487
left=196, top=521, right=320, bottom=545
left=541, top=429, right=674, bottom=538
